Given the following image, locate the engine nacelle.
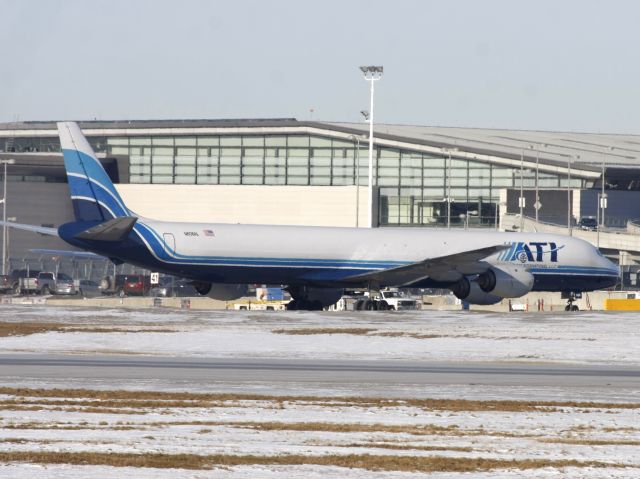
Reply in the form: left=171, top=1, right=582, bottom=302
left=193, top=282, right=249, bottom=301
left=476, top=265, right=534, bottom=298
left=451, top=277, right=503, bottom=305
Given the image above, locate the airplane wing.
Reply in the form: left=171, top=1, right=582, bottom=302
left=0, top=221, right=59, bottom=236
left=342, top=244, right=509, bottom=287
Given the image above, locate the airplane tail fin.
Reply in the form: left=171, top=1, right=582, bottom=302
left=57, top=121, right=130, bottom=222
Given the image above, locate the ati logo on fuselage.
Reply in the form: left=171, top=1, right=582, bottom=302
left=499, top=242, right=564, bottom=263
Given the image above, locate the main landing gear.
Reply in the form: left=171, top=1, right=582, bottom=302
left=286, top=298, right=323, bottom=311
left=354, top=298, right=391, bottom=311
left=284, top=286, right=343, bottom=311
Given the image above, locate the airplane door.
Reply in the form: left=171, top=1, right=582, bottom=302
left=162, top=233, right=176, bottom=257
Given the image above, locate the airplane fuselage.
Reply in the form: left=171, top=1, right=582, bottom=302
left=59, top=219, right=620, bottom=292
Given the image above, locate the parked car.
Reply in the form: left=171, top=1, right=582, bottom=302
left=0, top=275, right=11, bottom=294
left=150, top=278, right=198, bottom=297
left=36, top=271, right=77, bottom=295
left=77, top=279, right=101, bottom=297
left=10, top=269, right=41, bottom=295
left=578, top=217, right=598, bottom=231
left=122, top=274, right=152, bottom=296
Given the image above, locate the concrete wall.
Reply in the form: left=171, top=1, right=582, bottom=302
left=116, top=184, right=369, bottom=227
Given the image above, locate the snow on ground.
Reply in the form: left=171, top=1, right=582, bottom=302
left=0, top=389, right=638, bottom=478
left=1, top=305, right=640, bottom=365
left=0, top=464, right=637, bottom=479
left=0, top=304, right=639, bottom=477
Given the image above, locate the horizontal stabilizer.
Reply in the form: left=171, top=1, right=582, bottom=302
left=75, top=216, right=137, bottom=242
left=0, top=221, right=59, bottom=236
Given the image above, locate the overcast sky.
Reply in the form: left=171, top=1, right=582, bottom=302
left=2, top=0, right=640, bottom=133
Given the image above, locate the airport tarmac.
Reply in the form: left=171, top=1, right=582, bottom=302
left=0, top=354, right=639, bottom=391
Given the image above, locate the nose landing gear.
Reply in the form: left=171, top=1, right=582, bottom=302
left=562, top=291, right=581, bottom=311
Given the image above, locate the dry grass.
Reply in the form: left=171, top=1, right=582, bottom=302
left=373, top=331, right=444, bottom=339
left=0, top=322, right=174, bottom=337
left=603, top=426, right=640, bottom=432
left=0, top=451, right=621, bottom=472
left=2, top=422, right=137, bottom=430
left=123, top=420, right=548, bottom=439
left=1, top=387, right=638, bottom=412
left=540, top=438, right=640, bottom=446
left=0, top=322, right=66, bottom=337
left=0, top=419, right=532, bottom=438
left=223, top=421, right=466, bottom=435
left=270, top=327, right=587, bottom=342
left=272, top=328, right=377, bottom=335
left=340, top=442, right=474, bottom=452
left=63, top=327, right=175, bottom=333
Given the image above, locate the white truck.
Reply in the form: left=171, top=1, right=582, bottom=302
left=330, top=289, right=421, bottom=311
left=9, top=269, right=40, bottom=295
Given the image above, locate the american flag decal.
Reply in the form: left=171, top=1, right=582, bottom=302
left=203, top=229, right=215, bottom=237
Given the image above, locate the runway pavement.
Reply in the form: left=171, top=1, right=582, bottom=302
left=0, top=354, right=638, bottom=390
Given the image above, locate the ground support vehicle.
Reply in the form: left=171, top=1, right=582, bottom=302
left=232, top=300, right=287, bottom=311
left=330, top=289, right=421, bottom=311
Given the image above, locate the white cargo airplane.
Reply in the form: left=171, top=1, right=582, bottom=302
left=2, top=122, right=619, bottom=310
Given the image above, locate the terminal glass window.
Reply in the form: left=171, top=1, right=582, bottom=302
left=66, top=130, right=588, bottom=227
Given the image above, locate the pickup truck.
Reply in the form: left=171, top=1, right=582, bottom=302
left=374, top=289, right=421, bottom=311
left=36, top=272, right=77, bottom=295
left=10, top=269, right=41, bottom=295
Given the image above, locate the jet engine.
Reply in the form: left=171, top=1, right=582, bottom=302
left=450, top=277, right=503, bottom=305
left=193, top=282, right=248, bottom=301
left=476, top=265, right=534, bottom=298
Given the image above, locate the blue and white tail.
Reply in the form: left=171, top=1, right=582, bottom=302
left=58, top=121, right=130, bottom=221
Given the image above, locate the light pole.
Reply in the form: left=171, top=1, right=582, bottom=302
left=360, top=65, right=383, bottom=228
left=444, top=148, right=457, bottom=228
left=0, top=159, right=15, bottom=275
left=519, top=150, right=525, bottom=231
left=600, top=147, right=611, bottom=234
left=530, top=145, right=538, bottom=223
left=447, top=149, right=452, bottom=228
left=528, top=143, right=547, bottom=224
left=567, top=156, right=578, bottom=236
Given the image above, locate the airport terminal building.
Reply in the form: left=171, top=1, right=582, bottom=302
left=2, top=118, right=640, bottom=277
